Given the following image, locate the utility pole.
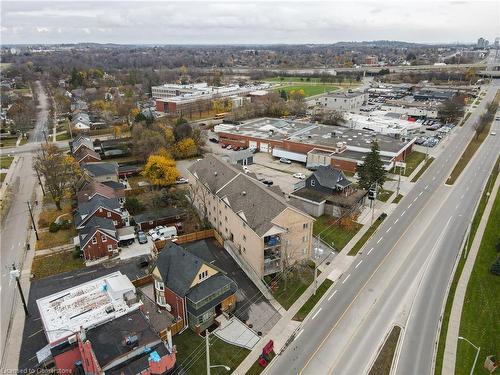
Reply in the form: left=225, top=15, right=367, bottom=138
left=396, top=163, right=402, bottom=197
left=42, top=129, right=48, bottom=144
left=34, top=167, right=45, bottom=196
left=27, top=201, right=39, bottom=240
left=10, top=264, right=29, bottom=317
left=206, top=331, right=211, bottom=375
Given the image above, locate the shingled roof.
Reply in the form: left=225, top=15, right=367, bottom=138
left=82, top=162, right=119, bottom=178
left=188, top=155, right=238, bottom=192
left=312, top=165, right=352, bottom=189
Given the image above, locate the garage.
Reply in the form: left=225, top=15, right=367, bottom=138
left=249, top=140, right=258, bottom=149
left=260, top=142, right=269, bottom=152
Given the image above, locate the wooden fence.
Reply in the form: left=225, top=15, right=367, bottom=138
left=132, top=274, right=153, bottom=287
left=175, top=229, right=215, bottom=244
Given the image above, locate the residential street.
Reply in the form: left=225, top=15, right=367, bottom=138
left=266, top=79, right=500, bottom=375
left=0, top=81, right=48, bottom=366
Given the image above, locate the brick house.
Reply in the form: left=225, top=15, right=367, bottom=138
left=74, top=195, right=129, bottom=230
left=74, top=147, right=101, bottom=164
left=77, top=181, right=125, bottom=207
left=78, top=217, right=118, bottom=260
left=152, top=241, right=237, bottom=333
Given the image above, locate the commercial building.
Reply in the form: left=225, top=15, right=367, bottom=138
left=153, top=82, right=270, bottom=116
left=215, top=118, right=415, bottom=173
left=364, top=55, right=379, bottom=65
left=344, top=112, right=422, bottom=136
left=188, top=155, right=315, bottom=278
left=477, top=37, right=489, bottom=49
left=313, top=91, right=368, bottom=113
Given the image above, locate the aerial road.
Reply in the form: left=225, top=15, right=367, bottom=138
left=0, top=81, right=48, bottom=367
left=266, top=81, right=499, bottom=374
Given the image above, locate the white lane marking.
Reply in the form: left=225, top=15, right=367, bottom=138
left=401, top=210, right=406, bottom=216
left=425, top=185, right=429, bottom=190
left=355, top=260, right=363, bottom=269
left=296, top=328, right=304, bottom=340
left=328, top=290, right=337, bottom=301
left=386, top=227, right=392, bottom=233
left=342, top=274, right=351, bottom=284
left=408, top=203, right=413, bottom=208
left=433, top=177, right=436, bottom=181
left=413, top=197, right=418, bottom=202
left=460, top=194, right=464, bottom=199
left=418, top=191, right=423, bottom=197
left=367, top=248, right=374, bottom=255
left=394, top=218, right=399, bottom=224
left=62, top=275, right=74, bottom=280
left=28, top=329, right=43, bottom=338
left=312, top=308, right=322, bottom=320
left=377, top=237, right=383, bottom=244
left=18, top=241, right=21, bottom=246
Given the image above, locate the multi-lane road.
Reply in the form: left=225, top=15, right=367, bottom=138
left=267, top=81, right=499, bottom=374
left=0, top=81, right=48, bottom=367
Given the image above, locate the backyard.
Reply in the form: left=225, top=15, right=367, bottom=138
left=313, top=215, right=362, bottom=251
left=31, top=252, right=84, bottom=279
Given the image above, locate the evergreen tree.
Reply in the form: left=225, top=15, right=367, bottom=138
left=357, top=140, right=386, bottom=190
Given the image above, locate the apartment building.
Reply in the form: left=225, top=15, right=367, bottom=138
left=188, top=155, right=315, bottom=278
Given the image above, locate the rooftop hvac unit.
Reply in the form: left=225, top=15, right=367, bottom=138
left=68, top=335, right=77, bottom=345
left=336, top=142, right=343, bottom=148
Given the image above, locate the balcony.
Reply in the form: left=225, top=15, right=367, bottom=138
left=264, top=248, right=282, bottom=276
left=264, top=234, right=281, bottom=249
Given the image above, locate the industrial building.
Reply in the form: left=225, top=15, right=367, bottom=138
left=344, top=112, right=423, bottom=136
left=312, top=91, right=368, bottom=113
left=215, top=117, right=415, bottom=173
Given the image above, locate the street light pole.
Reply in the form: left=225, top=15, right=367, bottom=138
left=206, top=331, right=230, bottom=375
left=10, top=264, right=29, bottom=317
left=458, top=336, right=480, bottom=375
left=27, top=201, right=39, bottom=241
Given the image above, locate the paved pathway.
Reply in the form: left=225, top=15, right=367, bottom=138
left=442, top=173, right=499, bottom=374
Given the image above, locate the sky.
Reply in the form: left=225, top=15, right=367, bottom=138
left=1, top=0, right=499, bottom=45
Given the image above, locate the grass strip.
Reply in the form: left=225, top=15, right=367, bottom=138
left=392, top=194, right=403, bottom=204
left=293, top=279, right=334, bottom=321
left=247, top=351, right=276, bottom=375
left=390, top=151, right=426, bottom=177
left=411, top=157, right=434, bottom=182
left=368, top=326, right=401, bottom=375
left=347, top=216, right=386, bottom=256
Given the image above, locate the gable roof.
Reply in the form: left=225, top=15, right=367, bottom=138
left=78, top=217, right=117, bottom=248
left=312, top=165, right=352, bottom=189
left=74, top=147, right=101, bottom=163
left=155, top=242, right=208, bottom=297
left=75, top=195, right=121, bottom=227
left=71, top=135, right=93, bottom=154
left=77, top=181, right=121, bottom=203
left=82, top=161, right=119, bottom=177
left=188, top=154, right=239, bottom=192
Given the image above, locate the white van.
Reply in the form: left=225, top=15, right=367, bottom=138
left=157, top=226, right=178, bottom=240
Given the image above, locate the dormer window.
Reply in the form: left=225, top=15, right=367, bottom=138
left=198, top=270, right=209, bottom=281
left=311, top=179, right=316, bottom=187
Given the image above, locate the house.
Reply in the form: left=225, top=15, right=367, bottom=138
left=74, top=195, right=128, bottom=229
left=35, top=272, right=177, bottom=373
left=74, top=147, right=101, bottom=164
left=188, top=155, right=315, bottom=278
left=82, top=161, right=119, bottom=183
left=77, top=217, right=118, bottom=260
left=290, top=165, right=366, bottom=218
left=71, top=112, right=91, bottom=130
left=70, top=134, right=94, bottom=155
left=152, top=241, right=237, bottom=333
left=134, top=207, right=187, bottom=231
left=77, top=181, right=125, bottom=206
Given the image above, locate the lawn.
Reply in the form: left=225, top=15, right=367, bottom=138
left=377, top=188, right=393, bottom=202
left=31, top=252, right=84, bottom=279
left=313, top=215, right=362, bottom=251
left=368, top=326, right=401, bottom=375
left=411, top=157, right=434, bottom=182
left=38, top=200, right=72, bottom=228
left=0, top=173, right=6, bottom=184
left=293, top=279, right=333, bottom=321
left=390, top=151, right=426, bottom=177
left=173, top=329, right=249, bottom=375
left=348, top=215, right=386, bottom=256
left=266, top=262, right=316, bottom=310
left=274, top=84, right=340, bottom=97
left=0, top=137, right=18, bottom=148
left=36, top=227, right=77, bottom=250
left=19, top=137, right=28, bottom=145
left=455, top=187, right=500, bottom=374
left=56, top=131, right=71, bottom=141
left=247, top=351, right=275, bottom=375
left=392, top=194, right=403, bottom=204
left=0, top=156, right=14, bottom=169
left=434, top=160, right=498, bottom=375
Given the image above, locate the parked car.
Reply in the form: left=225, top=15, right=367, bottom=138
left=293, top=173, right=306, bottom=179
left=226, top=145, right=232, bottom=150
left=137, top=231, right=148, bottom=244
left=119, top=238, right=134, bottom=247
left=243, top=166, right=250, bottom=173
left=491, top=131, right=497, bottom=136
left=262, top=180, right=274, bottom=186
left=221, top=144, right=228, bottom=148
left=209, top=138, right=219, bottom=143
left=279, top=158, right=292, bottom=164
left=175, top=177, right=189, bottom=184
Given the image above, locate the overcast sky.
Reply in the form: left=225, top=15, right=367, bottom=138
left=1, top=1, right=499, bottom=45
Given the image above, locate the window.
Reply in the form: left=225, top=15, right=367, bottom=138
left=155, top=280, right=165, bottom=291
left=102, top=234, right=107, bottom=242
left=92, top=237, right=97, bottom=244
left=303, top=223, right=309, bottom=229
left=311, top=179, right=316, bottom=187
left=113, top=220, right=118, bottom=226
left=156, top=293, right=167, bottom=307
left=198, top=270, right=209, bottom=280
left=243, top=247, right=246, bottom=253
left=107, top=245, right=113, bottom=252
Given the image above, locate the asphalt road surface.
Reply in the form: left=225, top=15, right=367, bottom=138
left=266, top=80, right=499, bottom=375
left=0, top=81, right=48, bottom=366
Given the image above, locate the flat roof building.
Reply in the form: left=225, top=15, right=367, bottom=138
left=311, top=91, right=368, bottom=113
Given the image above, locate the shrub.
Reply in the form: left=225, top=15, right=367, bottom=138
left=58, top=219, right=72, bottom=230
left=73, top=246, right=81, bottom=259
left=49, top=222, right=60, bottom=233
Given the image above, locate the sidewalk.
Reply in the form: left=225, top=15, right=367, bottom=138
left=234, top=193, right=399, bottom=374
left=2, top=185, right=43, bottom=370
left=442, top=174, right=499, bottom=375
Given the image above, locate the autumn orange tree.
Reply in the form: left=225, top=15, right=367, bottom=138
left=142, top=154, right=179, bottom=187
left=173, top=138, right=198, bottom=159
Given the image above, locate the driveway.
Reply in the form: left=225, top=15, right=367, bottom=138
left=182, top=239, right=280, bottom=334
left=119, top=239, right=152, bottom=260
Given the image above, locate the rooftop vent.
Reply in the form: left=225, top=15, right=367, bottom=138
left=242, top=191, right=247, bottom=196
left=214, top=171, right=218, bottom=176
left=124, top=335, right=139, bottom=347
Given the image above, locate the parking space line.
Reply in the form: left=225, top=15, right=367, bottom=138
left=401, top=210, right=406, bottom=216
left=408, top=203, right=413, bottom=208
left=413, top=197, right=418, bottom=202
left=312, top=308, right=322, bottom=320
left=355, top=260, right=363, bottom=269
left=342, top=274, right=351, bottom=284
left=328, top=290, right=337, bottom=301
left=394, top=218, right=399, bottom=224
left=419, top=191, right=423, bottom=197
left=425, top=185, right=429, bottom=190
